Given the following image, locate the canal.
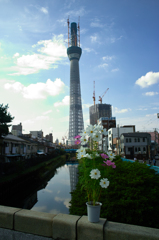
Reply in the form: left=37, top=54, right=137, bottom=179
left=31, top=163, right=78, bottom=214
left=0, top=161, right=79, bottom=214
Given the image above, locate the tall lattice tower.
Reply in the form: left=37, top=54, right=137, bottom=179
left=67, top=19, right=84, bottom=145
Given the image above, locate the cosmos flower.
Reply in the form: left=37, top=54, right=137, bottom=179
left=90, top=169, right=101, bottom=179
left=101, top=153, right=109, bottom=159
left=100, top=178, right=110, bottom=188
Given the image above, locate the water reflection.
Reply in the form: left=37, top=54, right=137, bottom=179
left=68, top=164, right=79, bottom=192
left=0, top=162, right=79, bottom=214
left=31, top=163, right=78, bottom=214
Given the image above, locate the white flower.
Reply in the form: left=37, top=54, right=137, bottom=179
left=76, top=146, right=86, bottom=155
left=80, top=129, right=87, bottom=137
left=90, top=169, right=101, bottom=179
left=107, top=152, right=116, bottom=161
left=100, top=128, right=107, bottom=135
left=77, top=152, right=85, bottom=159
left=100, top=178, right=110, bottom=188
left=94, top=124, right=103, bottom=131
left=80, top=135, right=88, bottom=145
left=84, top=153, right=92, bottom=159
left=92, top=132, right=102, bottom=142
left=86, top=125, right=95, bottom=138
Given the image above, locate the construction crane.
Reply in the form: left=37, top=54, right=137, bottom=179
left=93, top=81, right=95, bottom=105
left=99, top=88, right=109, bottom=104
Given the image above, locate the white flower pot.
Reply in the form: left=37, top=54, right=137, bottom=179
left=86, top=202, right=102, bottom=223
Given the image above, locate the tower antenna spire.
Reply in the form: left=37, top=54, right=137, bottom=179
left=93, top=81, right=95, bottom=105
left=67, top=16, right=70, bottom=47
left=78, top=16, right=80, bottom=47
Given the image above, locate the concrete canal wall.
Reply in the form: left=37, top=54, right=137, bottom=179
left=0, top=205, right=159, bottom=240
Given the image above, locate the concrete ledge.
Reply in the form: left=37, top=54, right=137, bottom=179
left=0, top=205, right=21, bottom=229
left=0, top=205, right=159, bottom=240
left=0, top=227, right=52, bottom=240
left=104, top=221, right=159, bottom=240
left=77, top=215, right=106, bottom=240
left=52, top=213, right=81, bottom=240
left=14, top=209, right=56, bottom=237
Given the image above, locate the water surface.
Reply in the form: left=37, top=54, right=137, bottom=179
left=31, top=163, right=78, bottom=214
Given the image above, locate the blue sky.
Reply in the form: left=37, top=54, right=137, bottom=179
left=0, top=0, right=159, bottom=141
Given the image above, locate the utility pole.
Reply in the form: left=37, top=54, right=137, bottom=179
left=117, top=124, right=120, bottom=155
left=154, top=128, right=157, bottom=155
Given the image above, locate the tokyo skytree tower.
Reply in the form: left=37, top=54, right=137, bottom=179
left=67, top=19, right=84, bottom=145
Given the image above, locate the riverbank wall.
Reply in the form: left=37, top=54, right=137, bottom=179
left=0, top=205, right=159, bottom=240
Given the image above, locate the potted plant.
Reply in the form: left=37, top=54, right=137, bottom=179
left=76, top=124, right=116, bottom=223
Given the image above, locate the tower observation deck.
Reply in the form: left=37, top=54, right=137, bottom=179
left=67, top=21, right=84, bottom=145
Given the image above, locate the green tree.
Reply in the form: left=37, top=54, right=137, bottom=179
left=0, top=104, right=14, bottom=137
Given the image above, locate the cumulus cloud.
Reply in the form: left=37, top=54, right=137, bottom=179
left=4, top=78, right=65, bottom=99
left=9, top=35, right=67, bottom=75
left=135, top=72, right=159, bottom=88
left=13, top=53, right=19, bottom=58
left=143, top=92, right=159, bottom=96
left=113, top=107, right=131, bottom=113
left=54, top=96, right=70, bottom=107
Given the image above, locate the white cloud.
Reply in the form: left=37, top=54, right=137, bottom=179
left=13, top=53, right=19, bottom=58
left=143, top=92, right=159, bottom=96
left=57, top=18, right=67, bottom=27
left=90, top=18, right=102, bottom=28
left=4, top=78, right=65, bottom=99
left=90, top=35, right=98, bottom=43
left=102, top=56, right=114, bottom=61
left=54, top=96, right=70, bottom=107
left=40, top=7, right=48, bottom=14
left=113, top=107, right=131, bottom=114
left=9, top=35, right=67, bottom=76
left=83, top=48, right=94, bottom=53
left=98, top=63, right=108, bottom=69
left=135, top=72, right=159, bottom=88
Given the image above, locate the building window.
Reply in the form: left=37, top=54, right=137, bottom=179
left=143, top=138, right=145, bottom=142
left=143, top=147, right=146, bottom=151
left=138, top=147, right=140, bottom=151
left=138, top=138, right=140, bottom=142
left=126, top=138, right=128, bottom=143
left=128, top=147, right=131, bottom=152
left=134, top=138, right=137, bottom=142
left=135, top=147, right=137, bottom=152
left=129, top=138, right=131, bottom=142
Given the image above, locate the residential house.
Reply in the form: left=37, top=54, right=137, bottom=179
left=120, top=132, right=151, bottom=160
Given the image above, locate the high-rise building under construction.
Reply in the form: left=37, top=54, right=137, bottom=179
left=67, top=20, right=84, bottom=145
left=89, top=104, right=112, bottom=125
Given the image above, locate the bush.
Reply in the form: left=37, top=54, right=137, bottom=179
left=69, top=157, right=159, bottom=228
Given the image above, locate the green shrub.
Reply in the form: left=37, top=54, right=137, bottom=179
left=69, top=157, right=159, bottom=228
